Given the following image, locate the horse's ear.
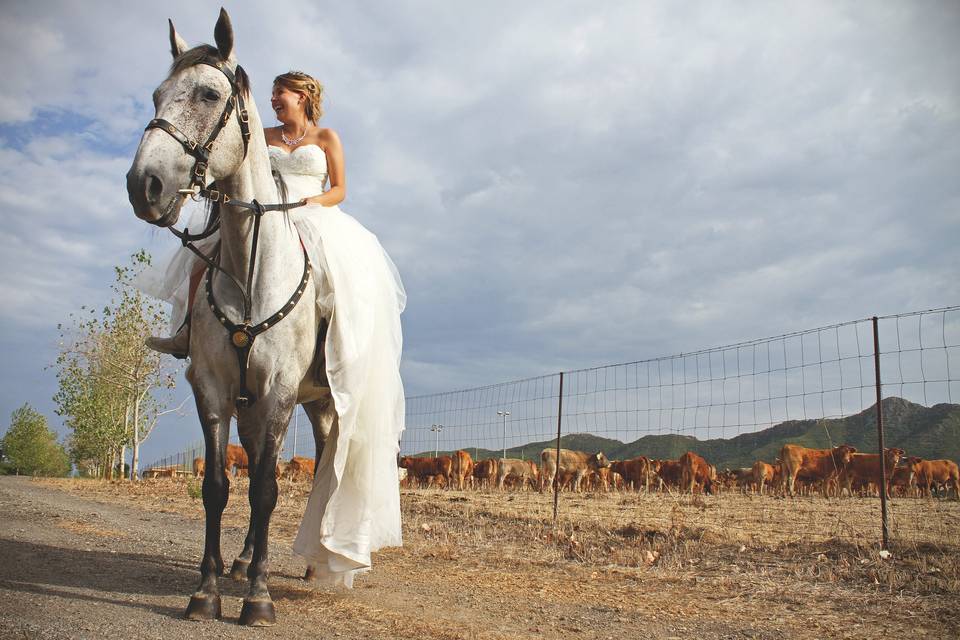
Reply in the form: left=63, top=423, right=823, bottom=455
left=168, top=19, right=188, bottom=59
left=213, top=7, right=235, bottom=61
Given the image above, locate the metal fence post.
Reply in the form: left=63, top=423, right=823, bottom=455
left=872, top=316, right=889, bottom=549
left=552, top=371, right=564, bottom=524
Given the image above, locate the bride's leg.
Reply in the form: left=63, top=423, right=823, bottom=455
left=146, top=265, right=205, bottom=357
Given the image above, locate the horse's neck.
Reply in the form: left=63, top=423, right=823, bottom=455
left=216, top=117, right=301, bottom=317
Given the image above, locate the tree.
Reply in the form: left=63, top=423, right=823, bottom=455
left=54, top=251, right=182, bottom=479
left=1, top=404, right=71, bottom=477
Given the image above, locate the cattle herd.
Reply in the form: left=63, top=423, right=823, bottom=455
left=143, top=442, right=959, bottom=499
left=397, top=444, right=960, bottom=499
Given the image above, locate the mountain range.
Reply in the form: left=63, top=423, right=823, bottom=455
left=421, top=397, right=960, bottom=469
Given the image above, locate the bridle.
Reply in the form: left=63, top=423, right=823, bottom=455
left=146, top=57, right=251, bottom=199
left=144, top=55, right=312, bottom=410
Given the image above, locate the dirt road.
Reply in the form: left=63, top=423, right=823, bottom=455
left=0, top=476, right=956, bottom=639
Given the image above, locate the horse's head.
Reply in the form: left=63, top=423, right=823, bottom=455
left=126, top=9, right=250, bottom=227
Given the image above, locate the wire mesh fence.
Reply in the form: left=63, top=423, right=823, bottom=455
left=144, top=305, right=960, bottom=548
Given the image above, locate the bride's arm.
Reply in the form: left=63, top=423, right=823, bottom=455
left=301, top=129, right=345, bottom=207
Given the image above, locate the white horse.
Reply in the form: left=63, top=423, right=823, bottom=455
left=126, top=9, right=333, bottom=626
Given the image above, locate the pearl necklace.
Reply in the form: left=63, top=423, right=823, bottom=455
left=280, top=125, right=308, bottom=147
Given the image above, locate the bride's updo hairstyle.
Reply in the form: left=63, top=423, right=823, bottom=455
left=274, top=71, right=324, bottom=124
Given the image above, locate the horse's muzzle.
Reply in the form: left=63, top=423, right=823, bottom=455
left=126, top=167, right=181, bottom=227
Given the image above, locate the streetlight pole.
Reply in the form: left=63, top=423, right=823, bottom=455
left=431, top=424, right=444, bottom=458
left=292, top=406, right=298, bottom=459
left=497, top=410, right=510, bottom=459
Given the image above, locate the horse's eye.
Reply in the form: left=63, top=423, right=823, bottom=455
left=203, top=90, right=221, bottom=102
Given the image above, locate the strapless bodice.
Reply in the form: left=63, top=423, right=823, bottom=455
left=269, top=144, right=328, bottom=200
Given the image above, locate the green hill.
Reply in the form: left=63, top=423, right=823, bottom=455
left=417, top=398, right=960, bottom=468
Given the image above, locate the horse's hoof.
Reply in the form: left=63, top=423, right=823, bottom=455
left=303, top=565, right=316, bottom=581
left=185, top=594, right=222, bottom=621
left=239, top=599, right=276, bottom=627
left=229, top=558, right=249, bottom=582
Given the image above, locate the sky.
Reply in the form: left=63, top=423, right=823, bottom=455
left=0, top=1, right=958, bottom=465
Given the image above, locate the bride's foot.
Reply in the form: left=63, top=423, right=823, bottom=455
left=146, top=322, right=189, bottom=359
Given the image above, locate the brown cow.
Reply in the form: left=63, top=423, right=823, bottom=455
left=226, top=443, right=248, bottom=477
left=540, top=449, right=610, bottom=493
left=283, top=456, right=316, bottom=481
left=399, top=455, right=453, bottom=488
left=451, top=450, right=475, bottom=490
left=911, top=458, right=960, bottom=499
left=193, top=457, right=205, bottom=478
left=724, top=467, right=754, bottom=493
left=679, top=452, right=714, bottom=494
left=472, top=458, right=498, bottom=490
left=751, top=461, right=776, bottom=495
left=611, top=456, right=657, bottom=492
left=780, top=444, right=857, bottom=497
left=840, top=448, right=904, bottom=498
left=655, top=459, right=683, bottom=491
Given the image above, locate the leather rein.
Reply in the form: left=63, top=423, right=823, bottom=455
left=145, top=56, right=311, bottom=409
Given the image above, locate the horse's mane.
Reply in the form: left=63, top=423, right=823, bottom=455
left=170, top=45, right=250, bottom=98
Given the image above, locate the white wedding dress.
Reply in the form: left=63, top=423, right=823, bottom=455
left=136, top=143, right=406, bottom=588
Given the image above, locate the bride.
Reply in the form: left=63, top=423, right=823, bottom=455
left=139, top=70, right=406, bottom=587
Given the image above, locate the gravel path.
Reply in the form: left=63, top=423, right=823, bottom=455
left=0, top=476, right=395, bottom=639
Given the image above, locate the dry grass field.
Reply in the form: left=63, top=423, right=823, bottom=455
left=30, top=478, right=960, bottom=638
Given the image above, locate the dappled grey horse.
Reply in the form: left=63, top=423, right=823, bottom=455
left=126, top=9, right=334, bottom=626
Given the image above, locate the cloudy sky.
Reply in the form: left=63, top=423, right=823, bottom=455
left=1, top=1, right=957, bottom=462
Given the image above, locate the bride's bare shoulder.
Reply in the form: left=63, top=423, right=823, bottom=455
left=316, top=127, right=342, bottom=151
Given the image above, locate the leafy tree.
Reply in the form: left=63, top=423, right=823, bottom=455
left=1, top=404, right=71, bottom=476
left=54, top=251, right=183, bottom=479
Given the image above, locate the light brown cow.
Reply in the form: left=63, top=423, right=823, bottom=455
left=840, top=448, right=904, bottom=498
left=888, top=460, right=918, bottom=497
left=780, top=444, right=857, bottom=497
left=911, top=458, right=960, bottom=499
left=283, top=456, right=316, bottom=481
left=193, top=457, right=205, bottom=478
left=751, top=461, right=776, bottom=495
left=585, top=467, right=625, bottom=492
left=680, top=452, right=714, bottom=494
left=472, top=458, right=498, bottom=490
left=497, top=458, right=539, bottom=490
left=540, top=449, right=610, bottom=493
left=451, top=450, right=475, bottom=490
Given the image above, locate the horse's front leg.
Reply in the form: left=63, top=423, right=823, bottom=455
left=184, top=388, right=232, bottom=621
left=237, top=400, right=294, bottom=627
